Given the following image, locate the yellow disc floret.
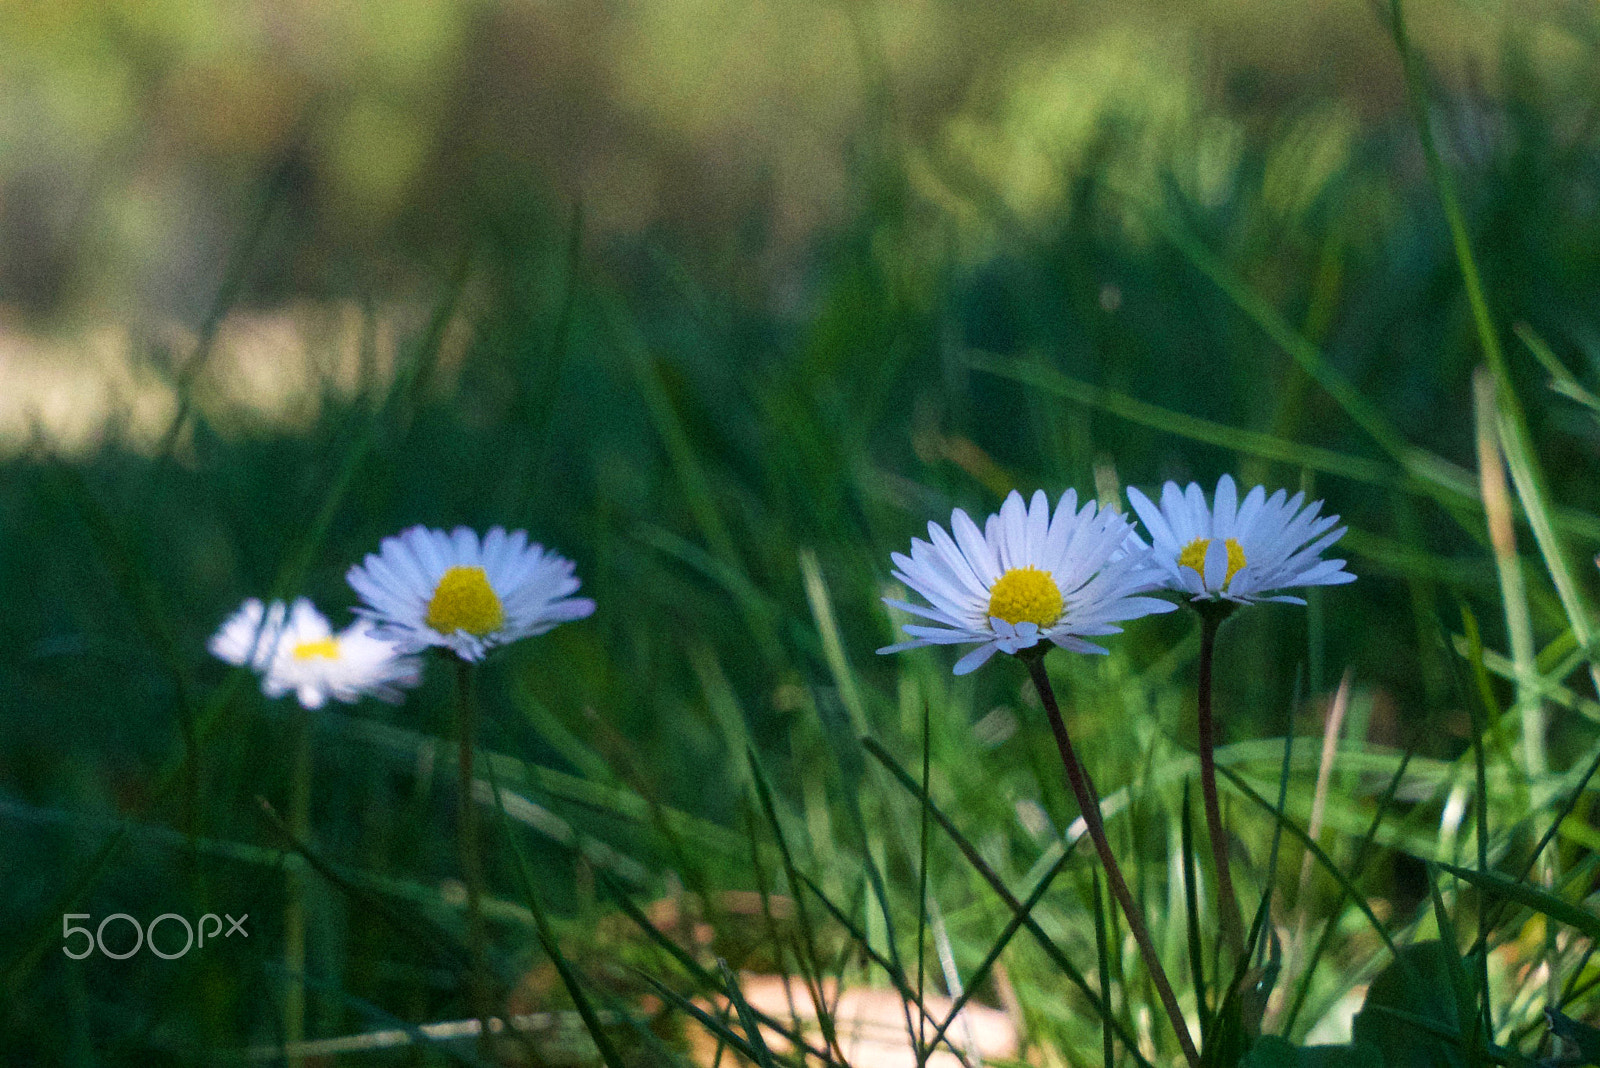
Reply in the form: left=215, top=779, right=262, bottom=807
left=291, top=637, right=340, bottom=660
left=987, top=567, right=1064, bottom=628
left=1178, top=537, right=1247, bottom=587
left=426, top=566, right=505, bottom=637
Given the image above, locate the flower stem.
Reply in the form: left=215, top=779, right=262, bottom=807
left=454, top=657, right=492, bottom=1049
left=1197, top=611, right=1247, bottom=967
left=285, top=708, right=311, bottom=1068
left=1025, top=656, right=1200, bottom=1068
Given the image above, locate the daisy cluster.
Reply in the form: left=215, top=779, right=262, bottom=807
left=880, top=475, right=1354, bottom=674
left=212, top=525, right=594, bottom=708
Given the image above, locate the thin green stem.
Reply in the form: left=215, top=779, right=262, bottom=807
left=1025, top=656, right=1201, bottom=1068
left=454, top=657, right=492, bottom=1050
left=1197, top=612, right=1247, bottom=966
left=285, top=708, right=311, bottom=1068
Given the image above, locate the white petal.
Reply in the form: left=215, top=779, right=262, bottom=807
left=951, top=508, right=1001, bottom=584
left=953, top=643, right=1001, bottom=675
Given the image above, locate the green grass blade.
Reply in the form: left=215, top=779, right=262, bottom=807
left=482, top=747, right=629, bottom=1068
left=1214, top=765, right=1409, bottom=974
left=747, top=747, right=844, bottom=1059
left=788, top=868, right=974, bottom=1068
left=1424, top=863, right=1485, bottom=1068
left=862, top=736, right=1155, bottom=1068
left=1093, top=872, right=1116, bottom=1068
left=1437, top=863, right=1600, bottom=944
left=717, top=961, right=782, bottom=1068
left=920, top=846, right=1075, bottom=1058
left=598, top=873, right=835, bottom=1063
left=1180, top=782, right=1210, bottom=1053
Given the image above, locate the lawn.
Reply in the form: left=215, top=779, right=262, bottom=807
left=4, top=0, right=1600, bottom=1064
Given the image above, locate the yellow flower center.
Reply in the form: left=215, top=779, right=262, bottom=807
left=291, top=637, right=340, bottom=660
left=987, top=566, right=1063, bottom=628
left=1178, top=537, right=1247, bottom=586
left=426, top=566, right=505, bottom=637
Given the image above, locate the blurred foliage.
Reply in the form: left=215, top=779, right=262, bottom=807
left=5, top=0, right=1600, bottom=1064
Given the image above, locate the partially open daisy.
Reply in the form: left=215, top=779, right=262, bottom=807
left=209, top=597, right=422, bottom=708
left=346, top=525, right=595, bottom=661
left=1125, top=475, right=1355, bottom=605
left=878, top=489, right=1178, bottom=675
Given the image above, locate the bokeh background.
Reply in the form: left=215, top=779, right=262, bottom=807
left=5, top=0, right=1600, bottom=1063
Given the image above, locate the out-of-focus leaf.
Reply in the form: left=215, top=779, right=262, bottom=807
left=1242, top=1034, right=1385, bottom=1068
left=1352, top=941, right=1470, bottom=1068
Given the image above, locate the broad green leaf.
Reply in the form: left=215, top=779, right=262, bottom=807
left=1242, top=1035, right=1385, bottom=1068
left=1352, top=941, right=1470, bottom=1068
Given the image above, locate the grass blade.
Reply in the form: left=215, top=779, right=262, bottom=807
left=863, top=736, right=1155, bottom=1068
left=1437, top=863, right=1600, bottom=944
left=482, top=743, right=629, bottom=1068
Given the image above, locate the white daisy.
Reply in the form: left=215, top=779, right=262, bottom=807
left=346, top=525, right=595, bottom=661
left=1125, top=475, right=1355, bottom=605
left=877, top=489, right=1179, bottom=675
left=209, top=597, right=422, bottom=709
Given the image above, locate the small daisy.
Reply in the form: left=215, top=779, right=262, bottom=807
left=209, top=597, right=422, bottom=709
left=1125, top=475, right=1355, bottom=605
left=346, top=525, right=595, bottom=661
left=878, top=489, right=1178, bottom=675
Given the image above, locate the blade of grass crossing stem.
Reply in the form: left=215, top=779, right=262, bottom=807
left=789, top=868, right=975, bottom=1068
left=482, top=751, right=628, bottom=1068
left=598, top=873, right=834, bottom=1063
left=273, top=964, right=496, bottom=1068
left=716, top=962, right=781, bottom=1068
left=1093, top=873, right=1116, bottom=1068
left=285, top=709, right=312, bottom=1068
left=747, top=749, right=845, bottom=1060
left=1214, top=765, right=1412, bottom=977
left=921, top=846, right=1076, bottom=1058
left=862, top=737, right=1155, bottom=1068
left=1282, top=745, right=1418, bottom=1035
left=1180, top=783, right=1210, bottom=1053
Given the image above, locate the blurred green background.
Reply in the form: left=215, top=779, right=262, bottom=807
left=6, top=0, right=1600, bottom=1063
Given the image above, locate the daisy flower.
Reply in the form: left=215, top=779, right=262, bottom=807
left=209, top=597, right=422, bottom=709
left=1125, top=474, right=1355, bottom=605
left=346, top=525, right=595, bottom=661
left=878, top=489, right=1178, bottom=675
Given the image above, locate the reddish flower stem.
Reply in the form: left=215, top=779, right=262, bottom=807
left=1025, top=656, right=1201, bottom=1068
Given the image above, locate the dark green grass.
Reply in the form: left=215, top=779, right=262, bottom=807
left=5, top=11, right=1600, bottom=1064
